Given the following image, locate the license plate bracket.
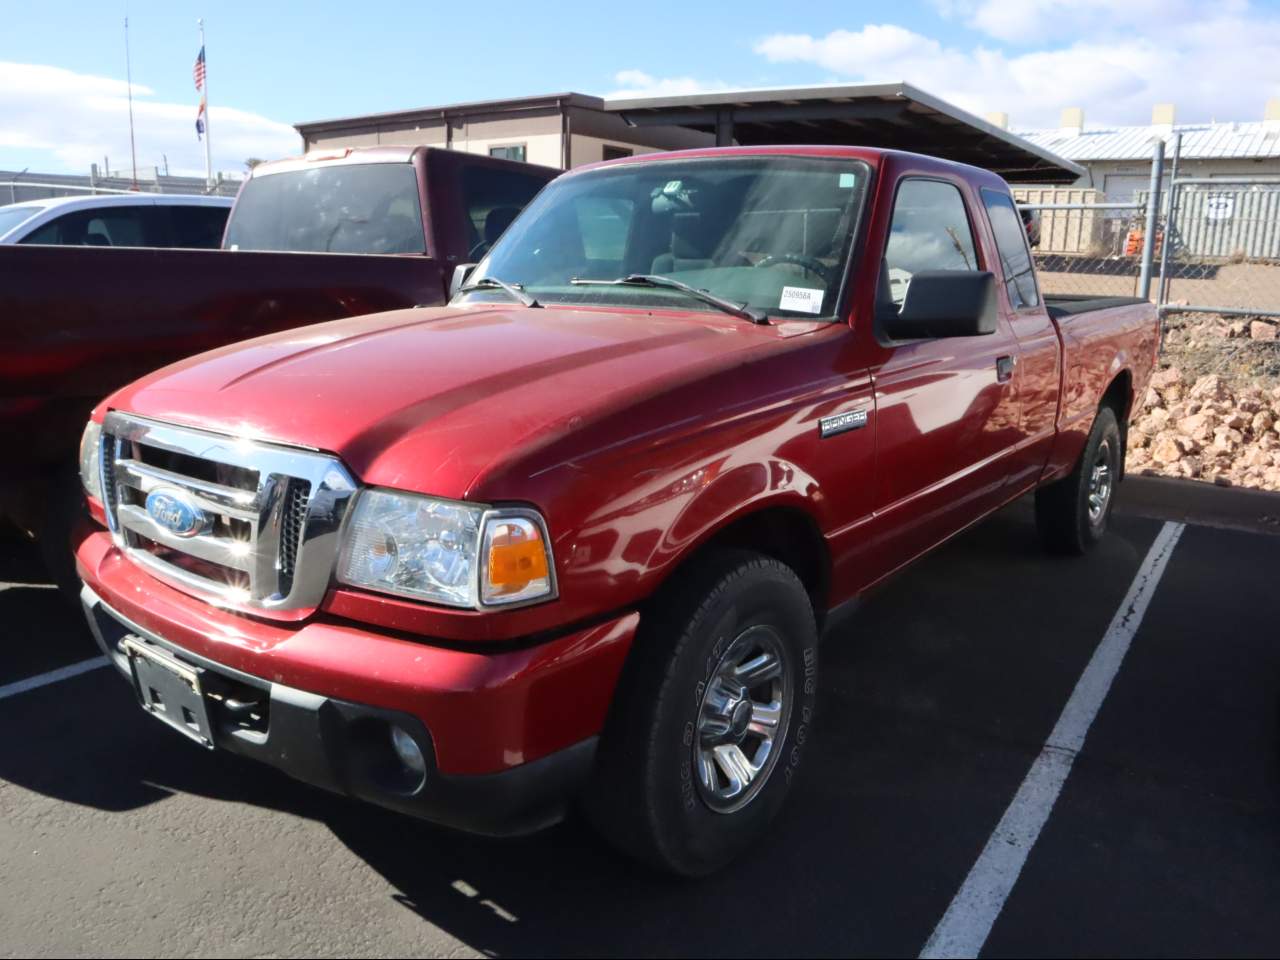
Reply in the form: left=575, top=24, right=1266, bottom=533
left=121, top=636, right=215, bottom=749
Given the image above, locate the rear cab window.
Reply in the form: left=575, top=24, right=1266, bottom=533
left=223, top=162, right=426, bottom=254
left=981, top=188, right=1040, bottom=309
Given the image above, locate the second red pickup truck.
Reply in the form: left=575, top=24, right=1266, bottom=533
left=75, top=145, right=1158, bottom=876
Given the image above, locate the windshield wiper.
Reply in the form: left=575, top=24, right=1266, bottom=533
left=569, top=274, right=769, bottom=324
left=458, top=276, right=541, bottom=308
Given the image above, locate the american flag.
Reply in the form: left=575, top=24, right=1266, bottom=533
left=193, top=46, right=206, bottom=91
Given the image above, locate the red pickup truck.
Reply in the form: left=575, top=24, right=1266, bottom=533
left=74, top=146, right=1158, bottom=876
left=2, top=146, right=556, bottom=590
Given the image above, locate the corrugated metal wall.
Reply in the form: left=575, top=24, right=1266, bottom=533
left=1169, top=184, right=1280, bottom=260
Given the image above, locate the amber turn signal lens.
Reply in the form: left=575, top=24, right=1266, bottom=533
left=488, top=538, right=549, bottom=585
left=486, top=521, right=548, bottom=583
left=480, top=514, right=554, bottom=605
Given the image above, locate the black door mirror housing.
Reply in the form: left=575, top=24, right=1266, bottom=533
left=882, top=270, right=998, bottom=340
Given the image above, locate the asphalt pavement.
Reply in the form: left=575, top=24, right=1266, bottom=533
left=0, top=476, right=1276, bottom=958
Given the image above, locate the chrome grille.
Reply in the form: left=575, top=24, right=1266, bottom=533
left=100, top=436, right=118, bottom=513
left=279, top=480, right=311, bottom=581
left=101, top=412, right=356, bottom=614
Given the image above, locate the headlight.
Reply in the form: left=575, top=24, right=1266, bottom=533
left=337, top=489, right=555, bottom=609
left=79, top=420, right=103, bottom=502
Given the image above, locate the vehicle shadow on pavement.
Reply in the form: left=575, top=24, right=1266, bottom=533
left=0, top=500, right=1181, bottom=957
left=0, top=525, right=50, bottom=586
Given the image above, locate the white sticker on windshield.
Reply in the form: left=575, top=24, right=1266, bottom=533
left=780, top=286, right=824, bottom=315
left=839, top=172, right=857, bottom=188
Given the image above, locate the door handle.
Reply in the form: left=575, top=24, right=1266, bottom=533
left=996, top=355, right=1017, bottom=383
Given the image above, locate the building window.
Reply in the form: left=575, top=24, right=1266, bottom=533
left=602, top=145, right=633, bottom=162
left=489, top=144, right=527, bottom=163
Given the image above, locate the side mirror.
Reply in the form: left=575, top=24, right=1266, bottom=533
left=883, top=270, right=998, bottom=339
left=449, top=262, right=478, bottom=300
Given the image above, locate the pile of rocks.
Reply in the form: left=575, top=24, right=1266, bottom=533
left=1126, top=368, right=1280, bottom=491
left=1225, top=318, right=1278, bottom=341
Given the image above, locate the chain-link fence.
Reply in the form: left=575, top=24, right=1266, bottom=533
left=1016, top=160, right=1280, bottom=425
left=1157, top=178, right=1280, bottom=319
left=1015, top=168, right=1280, bottom=321
left=1013, top=189, right=1150, bottom=298
left=0, top=173, right=241, bottom=203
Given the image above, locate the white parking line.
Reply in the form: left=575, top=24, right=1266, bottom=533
left=0, top=656, right=110, bottom=701
left=920, top=520, right=1186, bottom=959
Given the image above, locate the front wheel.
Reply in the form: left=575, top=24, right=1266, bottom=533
left=584, top=550, right=819, bottom=876
left=1035, top=405, right=1122, bottom=554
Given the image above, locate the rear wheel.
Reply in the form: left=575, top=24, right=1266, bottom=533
left=584, top=550, right=818, bottom=876
left=1036, top=405, right=1122, bottom=554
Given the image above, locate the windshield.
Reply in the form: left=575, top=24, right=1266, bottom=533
left=0, top=204, right=42, bottom=240
left=462, top=156, right=870, bottom=320
left=223, top=163, right=425, bottom=254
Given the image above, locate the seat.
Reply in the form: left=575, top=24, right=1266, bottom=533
left=484, top=206, right=521, bottom=247
left=651, top=212, right=726, bottom=274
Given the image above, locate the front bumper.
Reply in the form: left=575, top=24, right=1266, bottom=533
left=76, top=529, right=638, bottom=836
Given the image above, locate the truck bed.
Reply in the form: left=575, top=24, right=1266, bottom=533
left=1044, top=294, right=1150, bottom=320
left=0, top=243, right=446, bottom=468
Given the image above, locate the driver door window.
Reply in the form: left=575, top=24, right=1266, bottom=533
left=882, top=179, right=978, bottom=308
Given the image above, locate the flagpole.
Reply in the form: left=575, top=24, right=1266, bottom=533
left=199, top=18, right=213, bottom=190
left=124, top=16, right=138, bottom=189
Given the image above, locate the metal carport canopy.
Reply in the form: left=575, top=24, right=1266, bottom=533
left=607, top=82, right=1083, bottom=184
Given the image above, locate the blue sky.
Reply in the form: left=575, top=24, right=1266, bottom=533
left=3, top=0, right=1280, bottom=177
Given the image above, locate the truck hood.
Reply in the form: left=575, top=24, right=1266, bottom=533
left=109, top=304, right=823, bottom=496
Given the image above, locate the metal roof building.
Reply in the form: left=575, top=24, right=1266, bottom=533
left=1011, top=101, right=1280, bottom=199
left=606, top=82, right=1082, bottom=182
left=1018, top=121, right=1280, bottom=163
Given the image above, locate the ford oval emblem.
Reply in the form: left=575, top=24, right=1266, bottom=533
left=145, top=487, right=206, bottom=538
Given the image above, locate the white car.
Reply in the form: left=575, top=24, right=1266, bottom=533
left=0, top=193, right=234, bottom=247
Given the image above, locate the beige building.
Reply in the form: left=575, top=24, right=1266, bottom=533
left=294, top=92, right=714, bottom=170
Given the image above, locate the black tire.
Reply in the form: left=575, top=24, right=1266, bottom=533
left=584, top=549, right=819, bottom=876
left=1035, top=405, right=1122, bottom=555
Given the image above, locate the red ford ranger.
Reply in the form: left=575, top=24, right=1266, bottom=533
left=74, top=146, right=1158, bottom=876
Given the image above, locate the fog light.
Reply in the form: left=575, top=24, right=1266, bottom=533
left=389, top=724, right=426, bottom=776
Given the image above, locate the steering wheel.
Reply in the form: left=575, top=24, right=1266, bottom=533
left=468, top=240, right=491, bottom=261
left=753, top=253, right=832, bottom=284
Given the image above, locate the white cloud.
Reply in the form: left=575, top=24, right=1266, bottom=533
left=605, top=69, right=731, bottom=99
left=754, top=11, right=1280, bottom=128
left=938, top=0, right=1248, bottom=45
left=0, top=61, right=299, bottom=179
